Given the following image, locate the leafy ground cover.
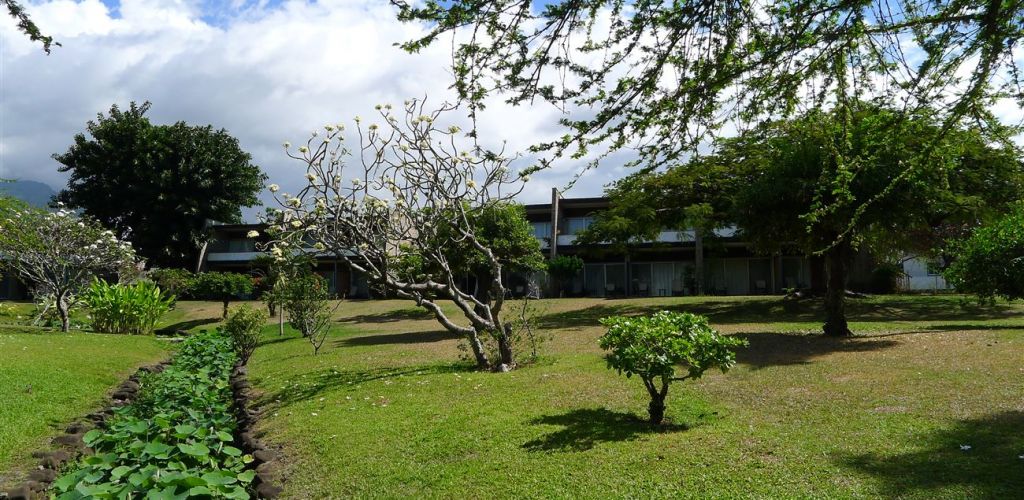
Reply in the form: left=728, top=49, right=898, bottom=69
left=0, top=325, right=167, bottom=487
left=53, top=330, right=255, bottom=498
left=232, top=294, right=1024, bottom=498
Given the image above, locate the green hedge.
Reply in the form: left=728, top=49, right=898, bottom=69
left=52, top=331, right=255, bottom=498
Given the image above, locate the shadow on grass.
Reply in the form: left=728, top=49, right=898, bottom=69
left=253, top=362, right=474, bottom=411
left=155, top=317, right=219, bottom=335
left=839, top=411, right=1024, bottom=498
left=522, top=408, right=687, bottom=452
left=342, top=307, right=432, bottom=324
left=335, top=329, right=460, bottom=347
left=733, top=332, right=899, bottom=370
left=535, top=296, right=1021, bottom=329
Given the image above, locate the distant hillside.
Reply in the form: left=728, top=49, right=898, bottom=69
left=0, top=180, right=57, bottom=208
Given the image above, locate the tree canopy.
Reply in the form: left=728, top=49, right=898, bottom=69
left=397, top=0, right=1023, bottom=171
left=3, top=0, right=58, bottom=53
left=54, top=102, right=267, bottom=269
left=945, top=206, right=1024, bottom=301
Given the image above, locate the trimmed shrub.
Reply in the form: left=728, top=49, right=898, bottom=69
left=191, top=272, right=255, bottom=319
left=148, top=268, right=195, bottom=300
left=223, top=305, right=267, bottom=364
left=83, top=279, right=174, bottom=335
left=282, top=273, right=333, bottom=355
left=599, top=311, right=746, bottom=424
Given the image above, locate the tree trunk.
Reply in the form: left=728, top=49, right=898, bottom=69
left=465, top=331, right=490, bottom=369
left=222, top=300, right=230, bottom=319
left=494, top=324, right=516, bottom=372
left=823, top=240, right=853, bottom=337
left=278, top=310, right=285, bottom=336
left=56, top=294, right=70, bottom=333
left=645, top=379, right=668, bottom=425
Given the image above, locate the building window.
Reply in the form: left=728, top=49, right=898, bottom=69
left=565, top=217, right=594, bottom=235
left=531, top=221, right=551, bottom=239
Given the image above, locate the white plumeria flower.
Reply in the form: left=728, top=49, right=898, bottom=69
left=291, top=220, right=303, bottom=228
left=246, top=230, right=260, bottom=238
left=311, top=130, right=318, bottom=137
left=521, top=175, right=531, bottom=182
left=325, top=125, right=335, bottom=132
left=305, top=173, right=318, bottom=182
left=298, top=146, right=309, bottom=153
left=289, top=198, right=302, bottom=207
left=466, top=180, right=477, bottom=189
left=448, top=125, right=461, bottom=133
left=960, top=444, right=972, bottom=451
left=283, top=141, right=291, bottom=148
left=354, top=115, right=361, bottom=123
left=417, top=115, right=432, bottom=123
left=369, top=124, right=379, bottom=131
left=268, top=184, right=280, bottom=193
left=313, top=242, right=326, bottom=251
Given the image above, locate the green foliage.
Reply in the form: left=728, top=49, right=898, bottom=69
left=282, top=273, right=333, bottom=355
left=52, top=330, right=254, bottom=498
left=599, top=311, right=745, bottom=424
left=148, top=268, right=196, bottom=300
left=191, top=272, right=254, bottom=319
left=54, top=101, right=267, bottom=268
left=869, top=263, right=907, bottom=294
left=945, top=207, right=1024, bottom=301
left=545, top=255, right=583, bottom=296
left=223, top=305, right=267, bottom=364
left=2, top=0, right=59, bottom=53
left=397, top=1, right=1022, bottom=175
left=83, top=279, right=174, bottom=335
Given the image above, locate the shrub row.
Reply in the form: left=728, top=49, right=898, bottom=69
left=52, top=331, right=255, bottom=499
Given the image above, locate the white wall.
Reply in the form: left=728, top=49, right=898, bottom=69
left=902, top=257, right=951, bottom=291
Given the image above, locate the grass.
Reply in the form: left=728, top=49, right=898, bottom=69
left=2, top=295, right=1021, bottom=497
left=0, top=323, right=169, bottom=488
left=233, top=294, right=1024, bottom=498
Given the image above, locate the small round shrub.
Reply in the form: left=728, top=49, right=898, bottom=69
left=223, top=304, right=267, bottom=364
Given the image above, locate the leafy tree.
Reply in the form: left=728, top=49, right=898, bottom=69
left=191, top=272, right=254, bottom=319
left=282, top=272, right=333, bottom=355
left=945, top=206, right=1024, bottom=301
left=223, top=304, right=268, bottom=364
left=545, top=255, right=583, bottom=297
left=582, top=106, right=1023, bottom=336
left=54, top=102, right=267, bottom=269
left=0, top=205, right=137, bottom=331
left=3, top=0, right=58, bottom=53
left=599, top=311, right=745, bottom=425
left=726, top=107, right=1022, bottom=336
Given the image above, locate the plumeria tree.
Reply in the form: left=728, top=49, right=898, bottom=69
left=0, top=205, right=137, bottom=331
left=265, top=100, right=536, bottom=371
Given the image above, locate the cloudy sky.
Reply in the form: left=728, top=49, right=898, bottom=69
left=0, top=0, right=636, bottom=218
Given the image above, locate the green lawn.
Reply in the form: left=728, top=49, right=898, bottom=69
left=0, top=324, right=168, bottom=487
left=235, top=295, right=1024, bottom=498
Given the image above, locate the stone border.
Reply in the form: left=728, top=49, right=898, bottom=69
left=231, top=364, right=285, bottom=499
left=0, top=360, right=171, bottom=500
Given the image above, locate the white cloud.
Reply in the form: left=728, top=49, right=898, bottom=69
left=0, top=0, right=622, bottom=218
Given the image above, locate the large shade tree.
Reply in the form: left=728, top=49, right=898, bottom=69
left=579, top=106, right=1023, bottom=336
left=265, top=100, right=544, bottom=371
left=54, top=102, right=267, bottom=269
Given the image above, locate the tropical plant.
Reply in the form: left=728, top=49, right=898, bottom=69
left=0, top=204, right=137, bottom=332
left=83, top=279, right=174, bottom=335
left=266, top=101, right=542, bottom=371
left=282, top=272, right=333, bottom=355
left=599, top=311, right=746, bottom=425
left=223, top=304, right=267, bottom=365
left=191, top=272, right=254, bottom=319
left=51, top=330, right=255, bottom=497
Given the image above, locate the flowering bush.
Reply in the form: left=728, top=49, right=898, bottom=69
left=0, top=205, right=136, bottom=331
left=599, top=311, right=746, bottom=424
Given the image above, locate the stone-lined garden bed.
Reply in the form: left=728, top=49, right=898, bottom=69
left=231, top=364, right=284, bottom=499
left=1, top=361, right=170, bottom=499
